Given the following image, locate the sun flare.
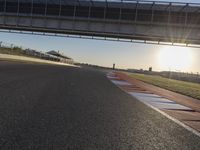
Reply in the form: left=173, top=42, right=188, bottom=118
left=158, top=46, right=193, bottom=71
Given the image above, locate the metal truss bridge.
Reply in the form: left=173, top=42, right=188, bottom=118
left=1, top=0, right=200, bottom=47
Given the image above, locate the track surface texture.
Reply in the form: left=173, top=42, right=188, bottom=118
left=0, top=61, right=199, bottom=150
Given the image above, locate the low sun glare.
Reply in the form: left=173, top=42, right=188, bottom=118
left=158, top=46, right=194, bottom=72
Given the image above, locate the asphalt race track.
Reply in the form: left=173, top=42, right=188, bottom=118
left=0, top=61, right=199, bottom=150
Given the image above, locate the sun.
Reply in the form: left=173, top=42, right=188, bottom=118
left=158, top=46, right=193, bottom=71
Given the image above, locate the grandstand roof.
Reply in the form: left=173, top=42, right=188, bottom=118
left=47, top=50, right=72, bottom=59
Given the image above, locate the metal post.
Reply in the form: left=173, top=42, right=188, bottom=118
left=103, top=0, right=107, bottom=34
left=87, top=1, right=92, bottom=30
left=119, top=0, right=122, bottom=21
left=167, top=2, right=171, bottom=25
left=31, top=0, right=33, bottom=16
left=72, top=1, right=78, bottom=31
left=183, top=3, right=189, bottom=43
left=104, top=0, right=107, bottom=20
left=17, top=0, right=20, bottom=15
left=184, top=4, right=188, bottom=26
left=44, top=0, right=48, bottom=27
left=16, top=0, right=20, bottom=26
left=167, top=3, right=172, bottom=43
left=3, top=0, right=7, bottom=25
left=45, top=0, right=47, bottom=16
left=151, top=2, right=155, bottom=23
left=134, top=0, right=138, bottom=23
left=30, top=0, right=33, bottom=27
left=133, top=0, right=138, bottom=36
left=59, top=0, right=62, bottom=17
left=58, top=0, right=62, bottom=30
left=118, top=0, right=123, bottom=36
left=88, top=1, right=92, bottom=19
left=3, top=0, right=6, bottom=13
left=73, top=3, right=77, bottom=20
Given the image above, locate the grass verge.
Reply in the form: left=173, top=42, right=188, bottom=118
left=126, top=73, right=200, bottom=100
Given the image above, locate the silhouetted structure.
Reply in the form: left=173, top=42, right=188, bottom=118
left=47, top=50, right=74, bottom=64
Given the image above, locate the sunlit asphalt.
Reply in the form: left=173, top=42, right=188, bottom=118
left=0, top=61, right=199, bottom=150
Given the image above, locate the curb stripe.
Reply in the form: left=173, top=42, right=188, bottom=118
left=107, top=72, right=200, bottom=138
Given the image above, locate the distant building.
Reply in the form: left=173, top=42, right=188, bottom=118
left=47, top=50, right=74, bottom=64
left=24, top=49, right=38, bottom=56
left=24, top=49, right=60, bottom=61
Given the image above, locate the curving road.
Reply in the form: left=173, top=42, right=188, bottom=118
left=0, top=61, right=199, bottom=150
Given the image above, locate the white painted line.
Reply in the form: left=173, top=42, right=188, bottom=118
left=107, top=73, right=116, bottom=77
left=110, top=80, right=132, bottom=86
left=128, top=92, right=200, bottom=137
left=129, top=92, right=192, bottom=111
left=107, top=76, right=120, bottom=80
left=107, top=72, right=200, bottom=137
left=138, top=99, right=200, bottom=137
left=130, top=93, right=163, bottom=98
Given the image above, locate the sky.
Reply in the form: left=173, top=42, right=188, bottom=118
left=0, top=0, right=200, bottom=73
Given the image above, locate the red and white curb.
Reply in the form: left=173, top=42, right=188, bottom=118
left=107, top=71, right=200, bottom=137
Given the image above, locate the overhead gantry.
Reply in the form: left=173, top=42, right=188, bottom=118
left=1, top=0, right=200, bottom=46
